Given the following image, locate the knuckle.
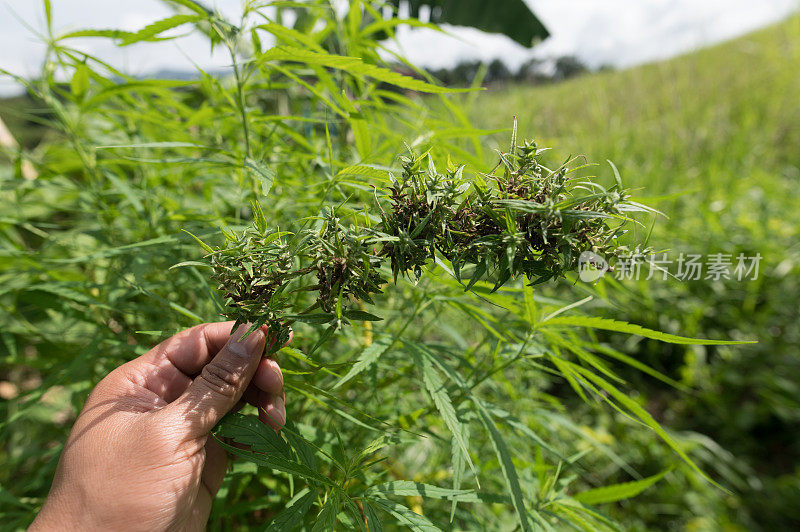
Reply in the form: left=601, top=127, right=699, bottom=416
left=199, top=360, right=243, bottom=398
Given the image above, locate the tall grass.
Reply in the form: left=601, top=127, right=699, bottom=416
left=0, top=1, right=764, bottom=530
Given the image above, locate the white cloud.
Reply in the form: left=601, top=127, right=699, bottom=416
left=0, top=0, right=240, bottom=94
left=1, top=0, right=797, bottom=96
left=384, top=0, right=799, bottom=70
left=527, top=0, right=799, bottom=67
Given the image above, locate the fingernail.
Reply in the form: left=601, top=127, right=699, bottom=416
left=271, top=395, right=286, bottom=426
left=228, top=325, right=265, bottom=357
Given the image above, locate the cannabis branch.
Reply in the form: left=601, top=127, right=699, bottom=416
left=200, top=136, right=649, bottom=347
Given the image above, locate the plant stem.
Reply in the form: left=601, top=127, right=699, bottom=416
left=226, top=40, right=251, bottom=158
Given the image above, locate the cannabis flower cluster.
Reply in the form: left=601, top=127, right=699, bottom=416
left=203, top=138, right=647, bottom=347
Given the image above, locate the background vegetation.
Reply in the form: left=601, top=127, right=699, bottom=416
left=468, top=14, right=800, bottom=528
left=0, top=1, right=797, bottom=530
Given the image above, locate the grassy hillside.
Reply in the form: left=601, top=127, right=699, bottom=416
left=471, top=14, right=800, bottom=528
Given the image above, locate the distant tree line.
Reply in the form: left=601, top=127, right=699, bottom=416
left=426, top=55, right=596, bottom=87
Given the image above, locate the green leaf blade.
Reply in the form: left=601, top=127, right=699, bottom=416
left=543, top=316, right=756, bottom=345
left=256, top=46, right=471, bottom=94
left=574, top=469, right=672, bottom=505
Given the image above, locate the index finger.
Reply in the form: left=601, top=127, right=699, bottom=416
left=121, top=322, right=258, bottom=402
left=150, top=321, right=238, bottom=376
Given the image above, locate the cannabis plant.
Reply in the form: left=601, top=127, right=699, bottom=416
left=0, top=1, right=753, bottom=530
left=205, top=133, right=645, bottom=350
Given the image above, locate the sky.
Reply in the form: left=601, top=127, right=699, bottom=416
left=0, top=0, right=798, bottom=96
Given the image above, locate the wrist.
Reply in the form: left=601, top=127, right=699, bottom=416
left=30, top=492, right=93, bottom=531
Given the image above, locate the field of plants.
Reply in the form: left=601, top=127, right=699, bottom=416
left=0, top=1, right=797, bottom=530
left=469, top=14, right=800, bottom=528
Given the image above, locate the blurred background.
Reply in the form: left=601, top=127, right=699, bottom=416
left=1, top=1, right=799, bottom=529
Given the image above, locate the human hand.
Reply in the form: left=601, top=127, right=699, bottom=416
left=30, top=321, right=289, bottom=531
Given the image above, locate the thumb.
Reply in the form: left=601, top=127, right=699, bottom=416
left=162, top=323, right=266, bottom=438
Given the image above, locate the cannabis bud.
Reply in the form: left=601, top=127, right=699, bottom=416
left=201, top=133, right=649, bottom=348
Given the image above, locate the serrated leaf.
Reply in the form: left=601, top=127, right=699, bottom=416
left=522, top=282, right=537, bottom=324
left=574, top=469, right=671, bottom=505
left=486, top=405, right=563, bottom=459
left=59, top=29, right=132, bottom=40
left=244, top=157, right=276, bottom=196
left=119, top=14, right=202, bottom=46
left=415, top=344, right=540, bottom=529
left=215, top=436, right=332, bottom=486
left=568, top=362, right=722, bottom=488
left=366, top=481, right=473, bottom=500
left=169, top=260, right=210, bottom=270
left=608, top=159, right=624, bottom=189
left=464, top=259, right=487, bottom=292
left=285, top=313, right=335, bottom=324
left=340, top=499, right=368, bottom=531
left=450, top=419, right=469, bottom=521
left=343, top=309, right=383, bottom=322
left=308, top=324, right=337, bottom=356
left=215, top=413, right=291, bottom=457
left=336, top=164, right=393, bottom=180
left=311, top=495, right=339, bottom=532
left=255, top=46, right=470, bottom=94
left=334, top=337, right=391, bottom=389
left=255, top=23, right=325, bottom=52
left=353, top=433, right=400, bottom=466
left=407, top=343, right=477, bottom=478
left=542, top=316, right=756, bottom=345
left=265, top=489, right=317, bottom=532
left=362, top=500, right=384, bottom=532
left=369, top=497, right=441, bottom=531
left=592, top=342, right=687, bottom=390
left=214, top=414, right=334, bottom=487
left=474, top=402, right=534, bottom=532
left=281, top=422, right=319, bottom=470
left=182, top=229, right=214, bottom=253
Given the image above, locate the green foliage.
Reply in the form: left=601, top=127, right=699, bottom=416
left=255, top=46, right=470, bottom=94
left=542, top=316, right=756, bottom=345
left=0, top=1, right=771, bottom=531
left=470, top=13, right=800, bottom=529
left=206, top=141, right=643, bottom=346
left=573, top=469, right=670, bottom=505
